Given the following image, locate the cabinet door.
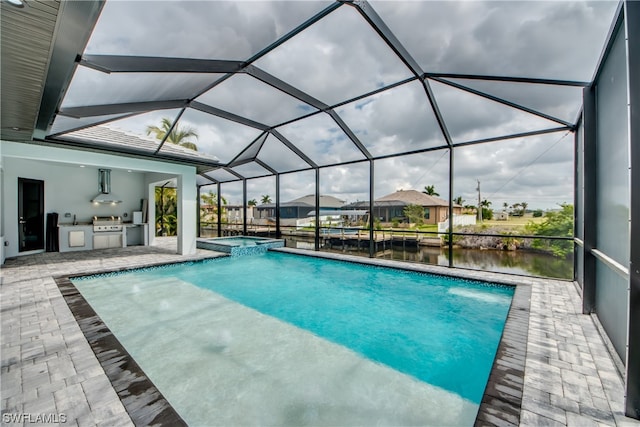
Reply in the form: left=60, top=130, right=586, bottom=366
left=68, top=231, right=85, bottom=247
left=108, top=234, right=123, bottom=248
left=93, top=235, right=109, bottom=249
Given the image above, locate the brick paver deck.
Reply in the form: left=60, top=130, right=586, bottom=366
left=1, top=241, right=638, bottom=426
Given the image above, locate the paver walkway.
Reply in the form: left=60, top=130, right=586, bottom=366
left=1, top=241, right=638, bottom=426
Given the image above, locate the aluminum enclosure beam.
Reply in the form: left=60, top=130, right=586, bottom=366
left=245, top=65, right=329, bottom=110
left=580, top=86, right=597, bottom=314
left=270, top=130, right=318, bottom=168
left=190, top=101, right=270, bottom=131
left=81, top=55, right=245, bottom=74
left=430, top=76, right=575, bottom=128
left=350, top=1, right=422, bottom=77
left=424, top=72, right=590, bottom=87
left=59, top=100, right=187, bottom=118
left=349, top=1, right=453, bottom=147
left=34, top=0, right=106, bottom=138
left=154, top=109, right=186, bottom=154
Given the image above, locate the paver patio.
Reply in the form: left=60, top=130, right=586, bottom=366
left=1, top=241, right=638, bottom=426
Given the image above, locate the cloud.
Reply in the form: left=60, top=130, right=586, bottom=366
left=61, top=0, right=618, bottom=211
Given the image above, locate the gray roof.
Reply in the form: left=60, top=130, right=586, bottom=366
left=65, top=125, right=220, bottom=163
left=376, top=190, right=459, bottom=207
left=259, top=194, right=345, bottom=209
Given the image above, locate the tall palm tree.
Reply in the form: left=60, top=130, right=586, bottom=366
left=520, top=202, right=529, bottom=216
left=503, top=202, right=509, bottom=211
left=422, top=185, right=439, bottom=196
left=453, top=196, right=464, bottom=206
left=146, top=117, right=199, bottom=151
left=261, top=194, right=272, bottom=204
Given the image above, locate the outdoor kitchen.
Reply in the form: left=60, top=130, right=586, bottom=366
left=54, top=168, right=148, bottom=252
left=58, top=215, right=148, bottom=252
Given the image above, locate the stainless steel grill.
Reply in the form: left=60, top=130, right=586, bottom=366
left=92, top=216, right=123, bottom=232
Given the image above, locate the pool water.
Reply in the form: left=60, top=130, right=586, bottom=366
left=72, top=252, right=513, bottom=426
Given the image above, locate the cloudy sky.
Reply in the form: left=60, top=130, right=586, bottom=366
left=57, top=0, right=619, bottom=210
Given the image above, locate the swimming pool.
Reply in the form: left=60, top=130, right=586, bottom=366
left=72, top=251, right=514, bottom=426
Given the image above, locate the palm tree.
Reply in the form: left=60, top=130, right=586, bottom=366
left=480, top=199, right=492, bottom=208
left=146, top=117, right=199, bottom=151
left=261, top=194, right=272, bottom=204
left=521, top=202, right=529, bottom=216
left=200, top=191, right=227, bottom=224
left=503, top=202, right=509, bottom=211
left=248, top=199, right=257, bottom=207
left=422, top=185, right=439, bottom=197
left=453, top=196, right=464, bottom=206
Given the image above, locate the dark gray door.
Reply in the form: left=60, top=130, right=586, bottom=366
left=18, top=178, right=45, bottom=252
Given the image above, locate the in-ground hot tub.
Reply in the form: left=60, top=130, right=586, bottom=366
left=196, top=236, right=284, bottom=255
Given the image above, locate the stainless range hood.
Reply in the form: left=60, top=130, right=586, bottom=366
left=91, top=169, right=123, bottom=204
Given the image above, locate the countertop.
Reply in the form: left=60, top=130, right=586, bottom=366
left=58, top=222, right=147, bottom=227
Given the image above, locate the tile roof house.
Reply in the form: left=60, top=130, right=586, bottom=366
left=344, top=189, right=462, bottom=224
left=257, top=195, right=345, bottom=219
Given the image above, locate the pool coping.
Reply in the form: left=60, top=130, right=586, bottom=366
left=52, top=257, right=230, bottom=426
left=54, top=249, right=530, bottom=427
left=55, top=274, right=188, bottom=427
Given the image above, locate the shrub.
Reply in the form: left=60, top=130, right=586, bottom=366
left=525, top=204, right=574, bottom=257
left=481, top=207, right=493, bottom=220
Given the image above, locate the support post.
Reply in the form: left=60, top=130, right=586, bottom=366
left=216, top=182, right=222, bottom=237
left=448, top=149, right=454, bottom=268
left=369, top=160, right=375, bottom=258
left=276, top=174, right=281, bottom=239
left=582, top=86, right=597, bottom=314
left=625, top=0, right=640, bottom=418
left=315, top=168, right=320, bottom=251
left=242, top=179, right=247, bottom=236
left=197, top=186, right=201, bottom=238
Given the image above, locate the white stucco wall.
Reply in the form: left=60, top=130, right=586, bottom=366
left=1, top=141, right=197, bottom=261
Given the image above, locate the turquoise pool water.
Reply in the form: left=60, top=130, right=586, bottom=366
left=72, top=252, right=513, bottom=426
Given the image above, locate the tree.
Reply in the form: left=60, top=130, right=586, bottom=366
left=525, top=204, right=574, bottom=257
left=503, top=202, right=509, bottom=211
left=453, top=196, right=464, bottom=206
left=200, top=191, right=227, bottom=224
left=511, top=203, right=522, bottom=216
left=422, top=185, right=440, bottom=197
left=248, top=199, right=257, bottom=207
left=403, top=204, right=426, bottom=225
left=146, top=117, right=199, bottom=151
left=155, top=186, right=177, bottom=236
left=261, top=194, right=272, bottom=204
left=520, top=202, right=529, bottom=216
left=479, top=199, right=492, bottom=221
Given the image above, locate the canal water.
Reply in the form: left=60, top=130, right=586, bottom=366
left=284, top=236, right=573, bottom=280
